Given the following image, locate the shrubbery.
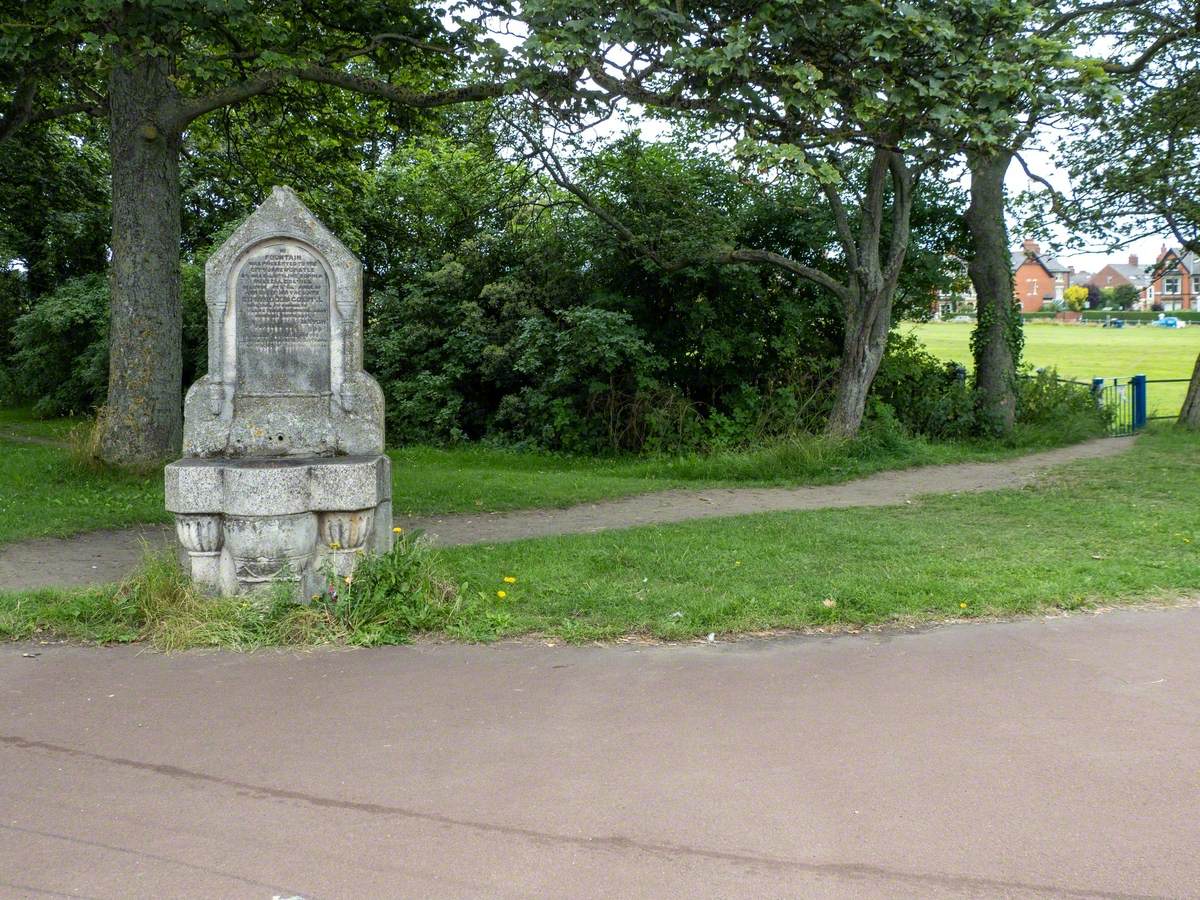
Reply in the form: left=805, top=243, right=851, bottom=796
left=3, top=135, right=1096, bottom=453
left=1, top=267, right=206, bottom=417
left=4, top=273, right=109, bottom=417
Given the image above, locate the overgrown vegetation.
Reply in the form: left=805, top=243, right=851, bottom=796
left=4, top=427, right=1195, bottom=648
left=0, top=533, right=511, bottom=648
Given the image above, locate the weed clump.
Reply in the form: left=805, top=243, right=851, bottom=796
left=2, top=533, right=511, bottom=650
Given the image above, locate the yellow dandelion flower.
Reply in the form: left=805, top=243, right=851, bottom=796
left=497, top=590, right=507, bottom=599
left=345, top=575, right=353, bottom=586
left=503, top=576, right=517, bottom=584
left=329, top=541, right=341, bottom=550
left=392, top=526, right=403, bottom=534
left=959, top=602, right=967, bottom=609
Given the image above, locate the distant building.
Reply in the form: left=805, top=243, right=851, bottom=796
left=1012, top=239, right=1071, bottom=312
left=1148, top=246, right=1199, bottom=311
left=932, top=257, right=976, bottom=319
left=1092, top=253, right=1153, bottom=305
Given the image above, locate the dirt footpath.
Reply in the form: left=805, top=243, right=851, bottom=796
left=398, top=435, right=1134, bottom=545
left=0, top=436, right=1134, bottom=592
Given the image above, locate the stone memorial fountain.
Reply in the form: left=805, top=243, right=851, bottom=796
left=165, top=186, right=392, bottom=597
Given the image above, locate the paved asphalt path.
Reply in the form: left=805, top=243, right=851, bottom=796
left=3, top=605, right=1199, bottom=898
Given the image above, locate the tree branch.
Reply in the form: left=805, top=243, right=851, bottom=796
left=174, top=66, right=515, bottom=129
left=0, top=78, right=104, bottom=143
left=718, top=248, right=851, bottom=300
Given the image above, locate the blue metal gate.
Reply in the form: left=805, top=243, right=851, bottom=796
left=1090, top=376, right=1145, bottom=437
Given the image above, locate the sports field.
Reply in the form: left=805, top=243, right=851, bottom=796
left=907, top=321, right=1200, bottom=417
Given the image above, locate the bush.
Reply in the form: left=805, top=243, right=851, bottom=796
left=1015, top=368, right=1109, bottom=439
left=4, top=274, right=109, bottom=416
left=871, top=333, right=978, bottom=440
left=2, top=266, right=206, bottom=418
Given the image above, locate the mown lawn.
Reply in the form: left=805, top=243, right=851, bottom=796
left=388, top=435, right=1041, bottom=516
left=438, top=427, right=1199, bottom=641
left=0, top=406, right=1093, bottom=544
left=4, top=427, right=1197, bottom=647
left=0, top=440, right=170, bottom=544
left=907, top=321, right=1200, bottom=416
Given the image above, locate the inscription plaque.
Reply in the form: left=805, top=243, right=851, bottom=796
left=236, top=242, right=331, bottom=395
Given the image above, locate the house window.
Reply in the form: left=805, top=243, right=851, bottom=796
left=1027, top=279, right=1038, bottom=296
left=1164, top=275, right=1181, bottom=295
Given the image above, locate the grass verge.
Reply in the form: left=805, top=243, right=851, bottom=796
left=387, top=420, right=1092, bottom=517
left=0, top=533, right=513, bottom=648
left=3, top=427, right=1196, bottom=649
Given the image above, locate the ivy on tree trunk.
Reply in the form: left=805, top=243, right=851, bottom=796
left=966, top=150, right=1022, bottom=435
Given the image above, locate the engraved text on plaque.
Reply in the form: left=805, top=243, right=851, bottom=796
left=235, top=242, right=331, bottom=395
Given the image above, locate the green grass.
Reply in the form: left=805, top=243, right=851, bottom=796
left=0, top=405, right=1095, bottom=545
left=0, top=441, right=171, bottom=544
left=908, top=320, right=1200, bottom=417
left=434, top=427, right=1200, bottom=641
left=4, top=427, right=1198, bottom=647
left=0, top=533, right=496, bottom=649
left=0, top=407, right=85, bottom=442
left=386, top=432, right=1058, bottom=517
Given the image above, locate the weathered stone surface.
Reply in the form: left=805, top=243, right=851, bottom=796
left=165, top=456, right=391, bottom=517
left=182, top=185, right=385, bottom=459
left=166, top=187, right=392, bottom=597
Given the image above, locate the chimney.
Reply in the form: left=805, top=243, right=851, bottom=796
left=1022, top=239, right=1039, bottom=255
left=1129, top=254, right=1138, bottom=266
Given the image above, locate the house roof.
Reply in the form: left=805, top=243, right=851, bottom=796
left=1011, top=249, right=1069, bottom=276
left=1101, top=263, right=1153, bottom=287
left=1151, top=248, right=1200, bottom=278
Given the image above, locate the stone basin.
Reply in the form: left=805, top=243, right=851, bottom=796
left=164, top=454, right=392, bottom=596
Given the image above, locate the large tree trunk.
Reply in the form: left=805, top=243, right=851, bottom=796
left=965, top=149, right=1019, bottom=434
left=824, top=149, right=912, bottom=440
left=1180, top=350, right=1200, bottom=428
left=97, top=54, right=183, bottom=466
left=827, top=287, right=893, bottom=438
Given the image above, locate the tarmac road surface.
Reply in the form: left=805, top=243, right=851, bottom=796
left=2, top=604, right=1199, bottom=898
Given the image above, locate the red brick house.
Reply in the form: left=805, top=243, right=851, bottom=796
left=1092, top=254, right=1152, bottom=306
left=1148, top=247, right=1198, bottom=311
left=1012, top=239, right=1071, bottom=313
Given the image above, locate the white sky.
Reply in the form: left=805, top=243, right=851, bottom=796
left=1007, top=145, right=1169, bottom=275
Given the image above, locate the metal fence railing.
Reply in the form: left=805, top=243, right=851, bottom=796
left=1142, top=378, right=1192, bottom=423
left=1089, top=375, right=1191, bottom=435
left=1024, top=371, right=1186, bottom=436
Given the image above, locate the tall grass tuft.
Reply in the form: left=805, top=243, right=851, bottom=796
left=1, top=533, right=511, bottom=649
